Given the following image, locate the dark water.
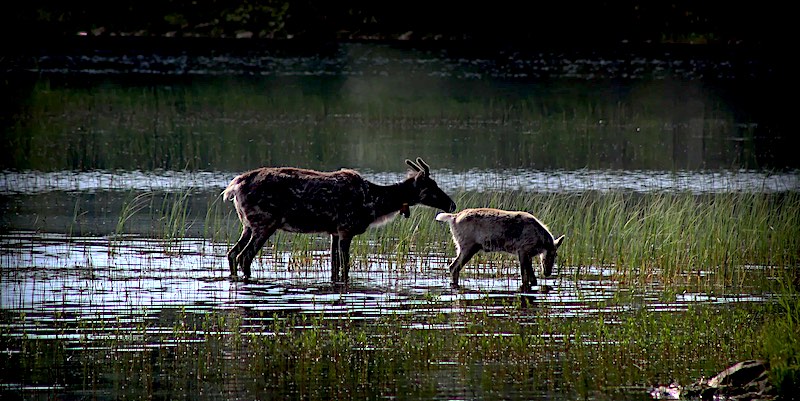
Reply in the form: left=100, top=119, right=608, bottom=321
left=2, top=40, right=794, bottom=173
left=1, top=39, right=795, bottom=400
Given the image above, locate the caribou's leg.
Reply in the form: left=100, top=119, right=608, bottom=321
left=227, top=226, right=252, bottom=277
left=330, top=234, right=353, bottom=283
left=330, top=235, right=341, bottom=282
left=236, top=222, right=278, bottom=281
left=339, top=236, right=353, bottom=283
left=517, top=251, right=537, bottom=292
left=448, top=244, right=480, bottom=288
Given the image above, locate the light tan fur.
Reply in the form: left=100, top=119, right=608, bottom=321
left=436, top=208, right=565, bottom=290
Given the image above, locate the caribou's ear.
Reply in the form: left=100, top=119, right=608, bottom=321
left=416, top=157, right=431, bottom=175
left=553, top=235, right=565, bottom=248
left=406, top=159, right=421, bottom=172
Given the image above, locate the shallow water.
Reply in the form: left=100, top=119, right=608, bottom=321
left=0, top=230, right=778, bottom=399
left=1, top=229, right=775, bottom=334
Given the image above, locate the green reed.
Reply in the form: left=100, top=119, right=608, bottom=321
left=109, top=191, right=152, bottom=255
left=203, top=192, right=237, bottom=247
left=200, top=188, right=799, bottom=293
left=345, top=190, right=799, bottom=291
left=159, top=189, right=192, bottom=254
left=758, top=271, right=800, bottom=397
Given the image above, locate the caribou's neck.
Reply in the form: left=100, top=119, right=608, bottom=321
left=368, top=179, right=416, bottom=224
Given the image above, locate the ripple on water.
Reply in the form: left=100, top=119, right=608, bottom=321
left=2, top=169, right=798, bottom=195
left=0, top=232, right=781, bottom=340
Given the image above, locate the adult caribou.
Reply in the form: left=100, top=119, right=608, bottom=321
left=222, top=158, right=456, bottom=283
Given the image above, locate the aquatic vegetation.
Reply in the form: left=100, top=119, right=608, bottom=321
left=759, top=272, right=800, bottom=398
left=345, top=190, right=800, bottom=292
left=2, top=185, right=796, bottom=400
left=110, top=191, right=152, bottom=255
left=1, top=296, right=776, bottom=400
left=202, top=193, right=236, bottom=248
left=159, top=189, right=192, bottom=254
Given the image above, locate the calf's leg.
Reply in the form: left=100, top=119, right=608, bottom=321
left=517, top=252, right=537, bottom=291
left=448, top=244, right=480, bottom=288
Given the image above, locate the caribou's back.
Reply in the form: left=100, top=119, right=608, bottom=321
left=435, top=207, right=565, bottom=289
left=223, top=167, right=374, bottom=234
left=446, top=208, right=553, bottom=254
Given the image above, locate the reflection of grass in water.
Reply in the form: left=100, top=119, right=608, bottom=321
left=5, top=294, right=792, bottom=399
left=6, top=78, right=750, bottom=172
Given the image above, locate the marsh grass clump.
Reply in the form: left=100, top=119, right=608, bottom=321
left=758, top=272, right=800, bottom=398
left=159, top=189, right=193, bottom=254
left=404, top=190, right=800, bottom=291
left=110, top=191, right=152, bottom=254
left=201, top=188, right=799, bottom=292
left=203, top=193, right=239, bottom=247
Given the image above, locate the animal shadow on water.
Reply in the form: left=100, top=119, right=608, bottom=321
left=517, top=284, right=555, bottom=308
left=435, top=208, right=565, bottom=293
left=221, top=158, right=456, bottom=285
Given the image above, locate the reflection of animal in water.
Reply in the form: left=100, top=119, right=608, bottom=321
left=435, top=208, right=565, bottom=290
left=222, top=158, right=456, bottom=283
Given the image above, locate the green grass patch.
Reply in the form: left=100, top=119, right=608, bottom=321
left=346, top=190, right=800, bottom=290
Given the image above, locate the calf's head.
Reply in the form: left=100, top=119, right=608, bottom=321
left=541, top=235, right=565, bottom=277
left=405, top=158, right=456, bottom=213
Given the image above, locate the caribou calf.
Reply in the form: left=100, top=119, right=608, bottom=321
left=435, top=208, right=565, bottom=290
left=222, top=158, right=456, bottom=283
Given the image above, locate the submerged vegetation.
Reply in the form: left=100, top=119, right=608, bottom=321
left=0, top=288, right=792, bottom=399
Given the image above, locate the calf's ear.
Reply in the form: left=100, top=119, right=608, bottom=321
left=553, top=235, right=565, bottom=248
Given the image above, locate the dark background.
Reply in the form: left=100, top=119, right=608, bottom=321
left=3, top=1, right=788, bottom=46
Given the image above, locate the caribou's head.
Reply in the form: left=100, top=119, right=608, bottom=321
left=541, top=235, right=565, bottom=277
left=405, top=157, right=456, bottom=214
